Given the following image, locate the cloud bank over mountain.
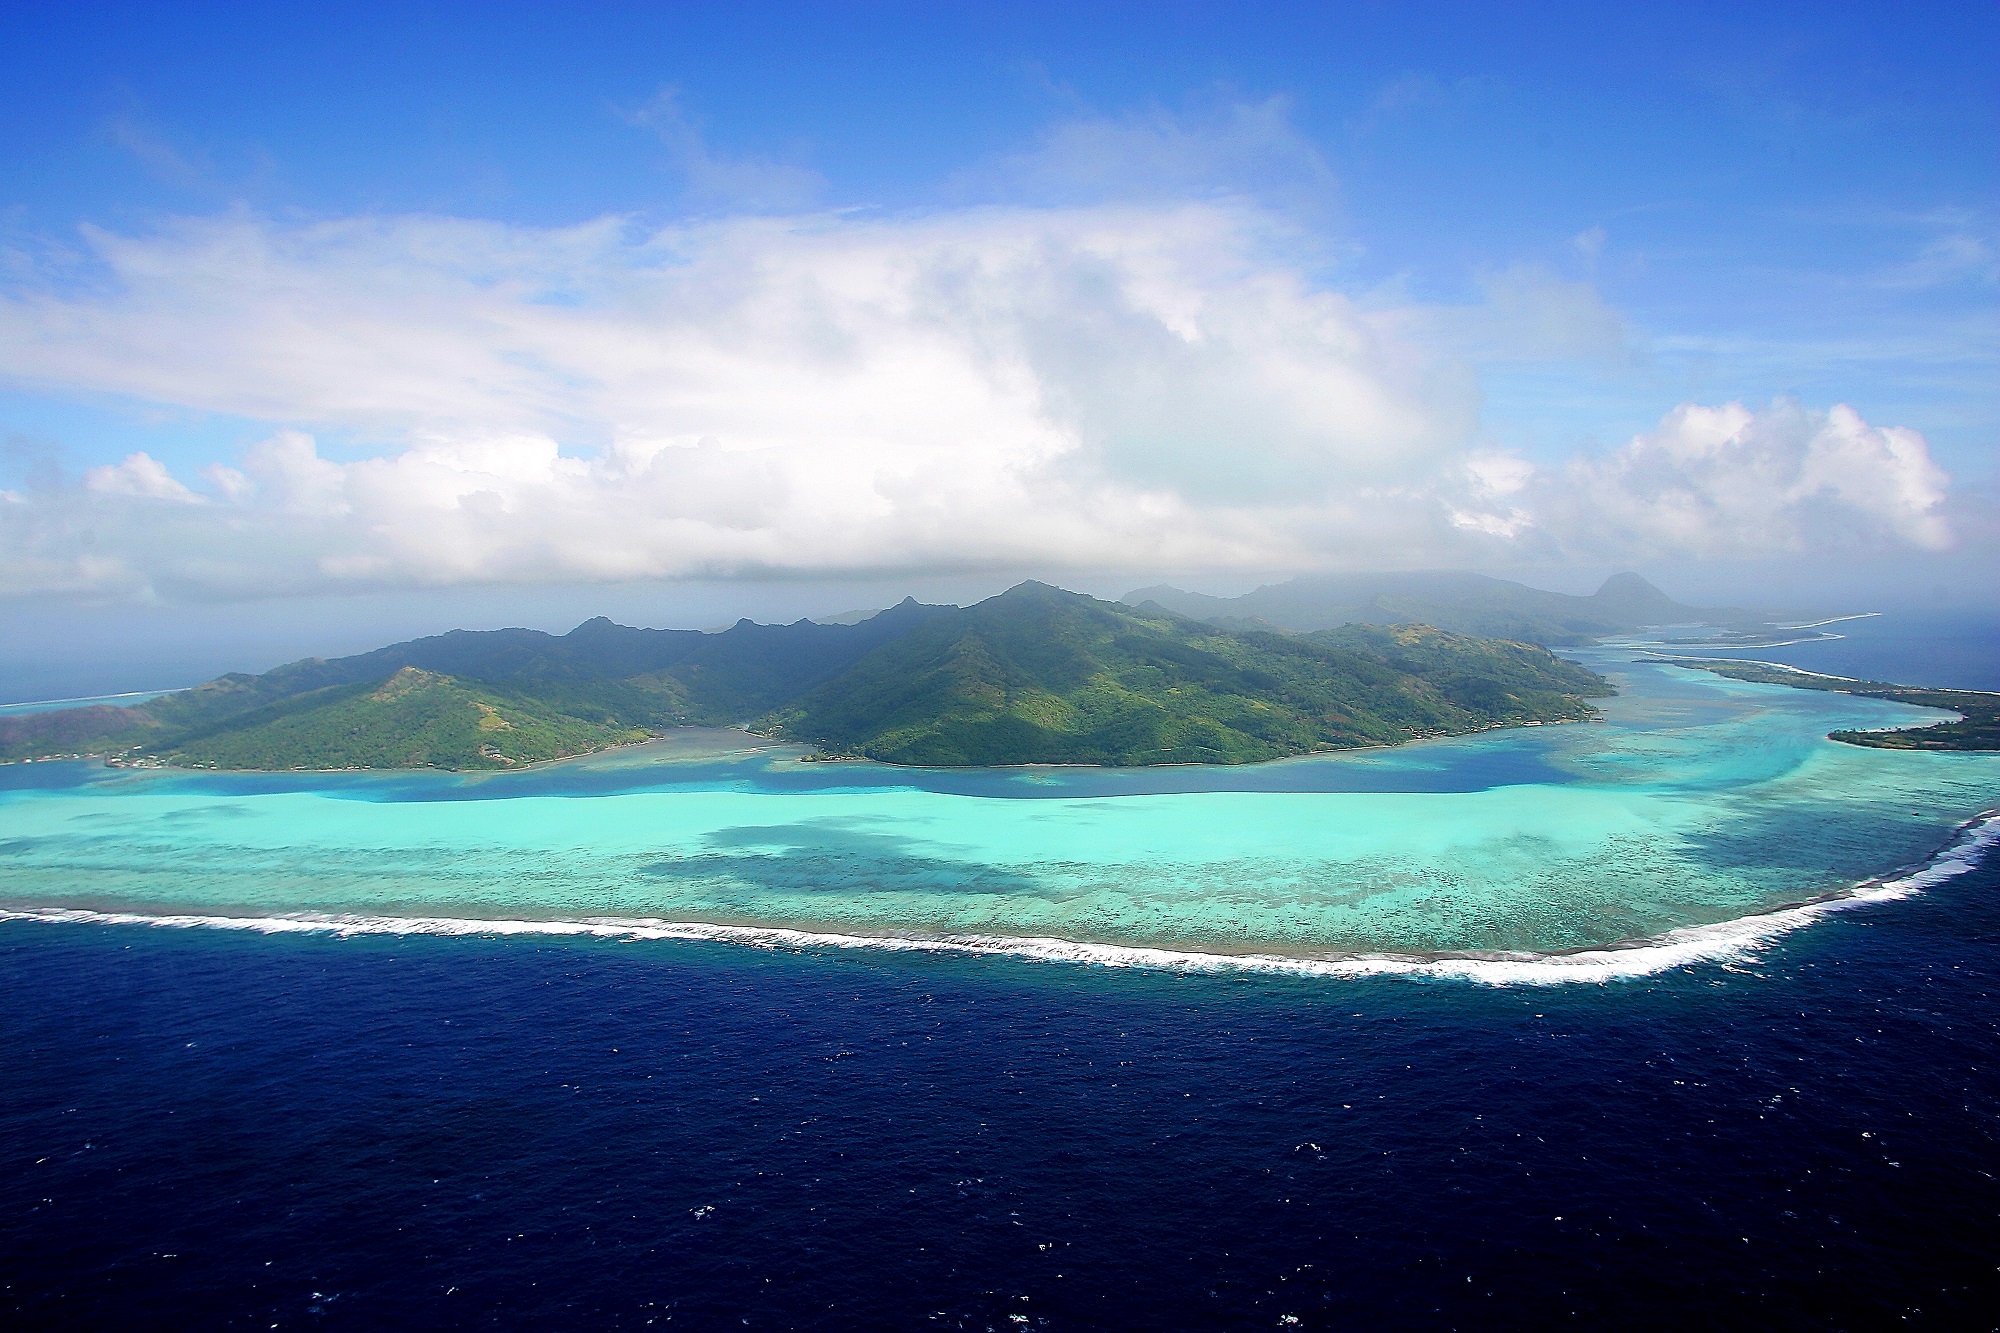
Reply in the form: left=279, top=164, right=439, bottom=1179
left=0, top=198, right=1956, bottom=601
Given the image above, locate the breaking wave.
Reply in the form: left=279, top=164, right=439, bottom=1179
left=4, top=812, right=1995, bottom=987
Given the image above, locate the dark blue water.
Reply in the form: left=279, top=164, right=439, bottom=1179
left=4, top=860, right=1999, bottom=1330
left=1694, top=611, right=2000, bottom=692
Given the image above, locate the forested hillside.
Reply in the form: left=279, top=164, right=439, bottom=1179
left=2, top=584, right=1614, bottom=770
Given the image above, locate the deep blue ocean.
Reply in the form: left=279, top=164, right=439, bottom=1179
left=1681, top=609, right=2000, bottom=692
left=5, top=886, right=2000, bottom=1330
left=3, top=614, right=1998, bottom=1329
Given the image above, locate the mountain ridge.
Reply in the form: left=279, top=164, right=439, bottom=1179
left=1123, top=571, right=1761, bottom=645
left=0, top=582, right=1615, bottom=771
left=761, top=589, right=1612, bottom=766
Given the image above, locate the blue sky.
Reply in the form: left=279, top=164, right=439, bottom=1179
left=0, top=2, right=1994, bottom=680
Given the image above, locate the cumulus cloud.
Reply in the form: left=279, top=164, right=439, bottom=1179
left=0, top=196, right=1958, bottom=601
left=1528, top=399, right=1953, bottom=557
left=84, top=451, right=201, bottom=503
left=0, top=201, right=1477, bottom=596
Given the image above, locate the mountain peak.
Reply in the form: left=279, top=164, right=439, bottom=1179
left=765, top=581, right=1611, bottom=766
left=994, top=579, right=1074, bottom=602
left=1591, top=572, right=1677, bottom=608
left=370, top=665, right=451, bottom=701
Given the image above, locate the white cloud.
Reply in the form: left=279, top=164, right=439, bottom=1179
left=83, top=452, right=201, bottom=503
left=0, top=198, right=1960, bottom=601
left=1447, top=452, right=1536, bottom=539
left=1539, top=399, right=1953, bottom=557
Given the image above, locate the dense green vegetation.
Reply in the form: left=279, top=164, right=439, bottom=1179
left=3, top=583, right=1615, bottom=771
left=0, top=598, right=959, bottom=769
left=758, top=584, right=1610, bottom=766
left=1306, top=622, right=1615, bottom=717
left=1674, top=660, right=2000, bottom=751
left=0, top=668, right=650, bottom=771
left=161, top=668, right=650, bottom=770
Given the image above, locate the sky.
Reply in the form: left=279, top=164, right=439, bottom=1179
left=0, top=1, right=1995, bottom=691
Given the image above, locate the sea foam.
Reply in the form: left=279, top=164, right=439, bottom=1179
left=4, top=812, right=1994, bottom=986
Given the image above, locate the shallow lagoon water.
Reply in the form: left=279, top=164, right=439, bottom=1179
left=2, top=650, right=1995, bottom=970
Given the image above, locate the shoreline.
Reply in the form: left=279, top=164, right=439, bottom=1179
left=12, top=713, right=1598, bottom=778
left=23, top=731, right=717, bottom=777
left=664, top=714, right=1598, bottom=775
left=1637, top=651, right=1869, bottom=682
left=1653, top=657, right=2000, bottom=750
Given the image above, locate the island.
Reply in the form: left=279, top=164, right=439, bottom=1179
left=1671, top=659, right=2000, bottom=750
left=0, top=581, right=1613, bottom=771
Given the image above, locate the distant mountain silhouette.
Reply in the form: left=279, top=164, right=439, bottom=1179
left=1124, top=571, right=1757, bottom=646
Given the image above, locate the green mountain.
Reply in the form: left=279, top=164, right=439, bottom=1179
left=2, top=582, right=1614, bottom=771
left=0, top=703, right=164, bottom=763
left=1124, top=571, right=1761, bottom=646
left=0, top=603, right=951, bottom=769
left=1306, top=621, right=1618, bottom=719
left=757, top=583, right=1611, bottom=766
left=162, top=668, right=651, bottom=770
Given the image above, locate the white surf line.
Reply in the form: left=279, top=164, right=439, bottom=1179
left=1633, top=652, right=1867, bottom=681
left=1772, top=613, right=1882, bottom=630
left=1620, top=636, right=1846, bottom=653
left=5, top=813, right=1995, bottom=987
left=1616, top=613, right=1879, bottom=653
left=0, top=688, right=178, bottom=711
left=1677, top=635, right=1852, bottom=650
left=1641, top=654, right=1991, bottom=699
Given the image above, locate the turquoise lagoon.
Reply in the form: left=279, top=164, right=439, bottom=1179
left=2, top=652, right=1996, bottom=978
